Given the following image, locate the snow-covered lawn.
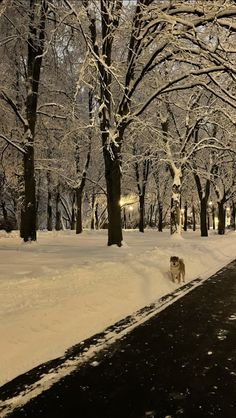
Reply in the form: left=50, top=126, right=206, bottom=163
left=0, top=228, right=235, bottom=387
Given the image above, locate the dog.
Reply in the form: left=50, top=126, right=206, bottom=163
left=170, top=256, right=185, bottom=284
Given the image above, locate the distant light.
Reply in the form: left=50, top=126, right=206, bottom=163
left=129, top=206, right=133, bottom=211
left=209, top=201, right=212, bottom=206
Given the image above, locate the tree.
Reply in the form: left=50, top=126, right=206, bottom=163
left=64, top=0, right=236, bottom=245
left=0, top=0, right=48, bottom=241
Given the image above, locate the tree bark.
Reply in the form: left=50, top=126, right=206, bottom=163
left=21, top=144, right=37, bottom=241
left=230, top=202, right=236, bottom=230
left=218, top=201, right=225, bottom=235
left=90, top=190, right=95, bottom=230
left=200, top=199, right=208, bottom=237
left=20, top=0, right=47, bottom=241
left=139, top=194, right=145, bottom=233
left=95, top=203, right=99, bottom=230
left=158, top=201, right=163, bottom=232
left=75, top=188, right=83, bottom=234
left=212, top=205, right=215, bottom=230
left=103, top=144, right=122, bottom=246
left=184, top=202, right=188, bottom=231
left=71, top=192, right=76, bottom=230
left=192, top=204, right=196, bottom=231
left=194, top=174, right=210, bottom=237
left=55, top=190, right=61, bottom=231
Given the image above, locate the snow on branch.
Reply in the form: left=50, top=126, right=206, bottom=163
left=0, top=134, right=26, bottom=154
left=0, top=91, right=28, bottom=128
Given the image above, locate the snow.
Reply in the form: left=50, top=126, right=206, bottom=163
left=0, top=228, right=236, bottom=387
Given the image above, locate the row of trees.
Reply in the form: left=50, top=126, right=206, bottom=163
left=1, top=0, right=236, bottom=245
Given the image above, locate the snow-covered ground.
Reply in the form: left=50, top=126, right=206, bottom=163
left=0, top=228, right=236, bottom=387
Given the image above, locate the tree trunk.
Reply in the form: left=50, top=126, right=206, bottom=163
left=184, top=202, right=188, bottom=231
left=90, top=190, right=96, bottom=230
left=192, top=204, right=196, bottom=231
left=230, top=202, right=235, bottom=230
left=200, top=199, right=208, bottom=237
left=212, top=205, right=215, bottom=230
left=218, top=201, right=225, bottom=235
left=95, top=203, right=99, bottom=230
left=21, top=145, right=37, bottom=241
left=139, top=194, right=145, bottom=233
left=55, top=191, right=61, bottom=231
left=1, top=201, right=8, bottom=222
left=194, top=174, right=210, bottom=237
left=71, top=192, right=76, bottom=230
left=158, top=201, right=163, bottom=232
left=76, top=188, right=83, bottom=234
left=148, top=204, right=153, bottom=227
left=103, top=145, right=122, bottom=246
left=47, top=190, right=52, bottom=231
left=20, top=1, right=47, bottom=241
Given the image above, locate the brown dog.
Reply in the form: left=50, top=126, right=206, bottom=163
left=170, top=256, right=185, bottom=284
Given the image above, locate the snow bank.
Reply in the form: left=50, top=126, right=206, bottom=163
left=0, top=229, right=235, bottom=386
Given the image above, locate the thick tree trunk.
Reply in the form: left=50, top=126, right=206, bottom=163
left=76, top=188, right=83, bottom=234
left=171, top=197, right=181, bottom=235
left=21, top=146, right=37, bottom=241
left=103, top=146, right=122, bottom=246
left=200, top=199, right=208, bottom=237
left=20, top=1, right=47, bottom=241
left=218, top=201, right=225, bottom=235
left=139, top=194, right=145, bottom=233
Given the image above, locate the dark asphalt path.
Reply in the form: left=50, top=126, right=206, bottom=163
left=2, top=261, right=236, bottom=418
